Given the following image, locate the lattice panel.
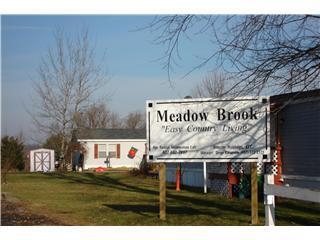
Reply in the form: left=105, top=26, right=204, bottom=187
left=265, top=163, right=278, bottom=175
left=257, top=161, right=264, bottom=175
left=231, top=162, right=244, bottom=174
left=231, top=149, right=279, bottom=175
left=272, top=150, right=278, bottom=162
left=209, top=179, right=228, bottom=197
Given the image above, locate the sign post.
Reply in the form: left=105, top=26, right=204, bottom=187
left=146, top=97, right=270, bottom=221
left=251, top=162, right=259, bottom=225
left=159, top=163, right=166, bottom=220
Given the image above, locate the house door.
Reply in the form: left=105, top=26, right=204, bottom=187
left=34, top=151, right=51, bottom=172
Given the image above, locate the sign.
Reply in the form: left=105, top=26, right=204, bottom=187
left=146, top=97, right=270, bottom=163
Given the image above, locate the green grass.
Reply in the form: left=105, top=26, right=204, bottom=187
left=2, top=172, right=319, bottom=226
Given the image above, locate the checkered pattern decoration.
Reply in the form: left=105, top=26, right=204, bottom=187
left=272, top=150, right=278, bottom=162
left=230, top=149, right=278, bottom=175
left=257, top=161, right=264, bottom=175
left=264, top=150, right=278, bottom=175
left=230, top=162, right=244, bottom=174
left=209, top=179, right=228, bottom=197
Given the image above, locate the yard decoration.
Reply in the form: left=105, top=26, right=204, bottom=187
left=95, top=167, right=107, bottom=172
left=128, top=147, right=138, bottom=159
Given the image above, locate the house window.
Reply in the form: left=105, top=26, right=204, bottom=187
left=94, top=143, right=120, bottom=159
left=108, top=144, right=117, bottom=158
left=98, top=144, right=106, bottom=158
left=109, top=144, right=121, bottom=158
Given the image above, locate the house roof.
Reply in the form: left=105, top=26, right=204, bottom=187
left=270, top=88, right=320, bottom=104
left=75, top=128, right=146, bottom=140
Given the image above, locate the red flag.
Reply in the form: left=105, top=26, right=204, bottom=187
left=128, top=147, right=138, bottom=159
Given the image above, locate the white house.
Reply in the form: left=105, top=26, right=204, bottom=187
left=30, top=148, right=55, bottom=172
left=76, top=129, right=146, bottom=170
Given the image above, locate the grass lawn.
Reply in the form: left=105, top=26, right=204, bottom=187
left=1, top=172, right=319, bottom=226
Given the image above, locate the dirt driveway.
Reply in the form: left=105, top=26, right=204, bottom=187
left=1, top=194, right=66, bottom=226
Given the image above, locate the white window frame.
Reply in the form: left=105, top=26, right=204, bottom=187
left=98, top=144, right=107, bottom=158
left=108, top=144, right=117, bottom=158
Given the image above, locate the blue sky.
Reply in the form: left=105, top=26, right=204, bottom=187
left=2, top=15, right=213, bottom=142
left=2, top=1, right=319, bottom=143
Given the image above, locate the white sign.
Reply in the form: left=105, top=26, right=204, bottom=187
left=146, top=97, right=270, bottom=162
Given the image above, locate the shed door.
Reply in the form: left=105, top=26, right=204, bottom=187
left=34, top=151, right=51, bottom=172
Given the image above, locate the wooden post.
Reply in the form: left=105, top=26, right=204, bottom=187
left=251, top=162, right=259, bottom=225
left=159, top=163, right=166, bottom=220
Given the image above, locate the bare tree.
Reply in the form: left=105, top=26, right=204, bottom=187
left=124, top=111, right=145, bottom=129
left=74, top=102, right=126, bottom=129
left=74, top=102, right=110, bottom=129
left=192, top=72, right=227, bottom=98
left=30, top=28, right=108, bottom=165
left=149, top=15, right=320, bottom=95
left=109, top=112, right=123, bottom=129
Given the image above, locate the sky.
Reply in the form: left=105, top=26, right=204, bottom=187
left=2, top=15, right=214, bottom=143
left=1, top=1, right=319, bottom=144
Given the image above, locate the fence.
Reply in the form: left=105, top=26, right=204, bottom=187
left=264, top=174, right=320, bottom=226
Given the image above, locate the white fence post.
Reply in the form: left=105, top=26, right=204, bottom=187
left=203, top=161, right=207, bottom=194
left=264, top=174, right=275, bottom=226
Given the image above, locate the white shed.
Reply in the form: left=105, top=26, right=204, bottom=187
left=30, top=148, right=55, bottom=172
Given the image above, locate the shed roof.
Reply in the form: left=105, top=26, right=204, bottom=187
left=30, top=148, right=54, bottom=152
left=75, top=128, right=146, bottom=140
